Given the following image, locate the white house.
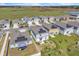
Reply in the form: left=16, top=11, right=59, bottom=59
left=0, top=19, right=10, bottom=30
left=48, top=16, right=56, bottom=23
left=68, top=14, right=79, bottom=22
left=41, top=16, right=50, bottom=24
left=54, top=22, right=74, bottom=36
left=42, top=23, right=59, bottom=37
left=10, top=30, right=32, bottom=48
left=67, top=21, right=79, bottom=35
left=31, top=16, right=42, bottom=26
left=21, top=17, right=33, bottom=26
left=55, top=16, right=68, bottom=22
left=30, top=25, right=49, bottom=44
left=13, top=19, right=23, bottom=29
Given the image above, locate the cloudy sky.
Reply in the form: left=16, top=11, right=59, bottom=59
left=0, top=0, right=78, bottom=3
left=0, top=3, right=79, bottom=6
left=0, top=0, right=79, bottom=6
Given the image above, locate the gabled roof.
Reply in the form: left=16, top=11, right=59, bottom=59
left=15, top=36, right=27, bottom=43
left=67, top=21, right=79, bottom=28
left=12, top=19, right=23, bottom=24
left=0, top=19, right=9, bottom=24
left=10, top=28, right=32, bottom=45
left=30, top=25, right=48, bottom=35
left=54, top=21, right=73, bottom=30
left=21, top=16, right=31, bottom=22
left=31, top=16, right=41, bottom=20
left=42, top=23, right=58, bottom=31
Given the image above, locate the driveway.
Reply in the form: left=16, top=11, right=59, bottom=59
left=32, top=38, right=40, bottom=52
left=0, top=31, right=10, bottom=56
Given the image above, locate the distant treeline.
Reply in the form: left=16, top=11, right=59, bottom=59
left=0, top=6, right=79, bottom=9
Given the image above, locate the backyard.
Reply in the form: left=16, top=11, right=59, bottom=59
left=41, top=34, right=79, bottom=56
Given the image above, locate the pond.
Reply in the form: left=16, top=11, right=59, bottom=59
left=66, top=11, right=79, bottom=14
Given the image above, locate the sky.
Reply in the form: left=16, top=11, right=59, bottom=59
left=0, top=3, right=79, bottom=6
left=0, top=0, right=79, bottom=3
left=0, top=0, right=79, bottom=6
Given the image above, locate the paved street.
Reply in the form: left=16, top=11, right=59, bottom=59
left=0, top=32, right=10, bottom=56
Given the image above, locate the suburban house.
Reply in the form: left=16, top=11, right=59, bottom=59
left=12, top=19, right=23, bottom=29
left=41, top=16, right=50, bottom=24
left=0, top=19, right=10, bottom=30
left=10, top=29, right=32, bottom=48
left=31, top=16, right=42, bottom=26
left=21, top=17, right=33, bottom=26
left=55, top=16, right=68, bottom=22
left=54, top=21, right=74, bottom=36
left=42, top=23, right=59, bottom=37
left=47, top=16, right=56, bottom=23
left=67, top=21, right=79, bottom=35
left=68, top=14, right=79, bottom=21
left=30, top=25, right=49, bottom=43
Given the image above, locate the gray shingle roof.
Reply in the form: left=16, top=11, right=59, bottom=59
left=10, top=28, right=32, bottom=45
left=42, top=23, right=58, bottom=31
left=67, top=21, right=79, bottom=28
left=21, top=16, right=31, bottom=22
left=54, top=21, right=73, bottom=30
left=30, top=25, right=48, bottom=35
left=0, top=20, right=9, bottom=24
left=12, top=19, right=23, bottom=24
left=31, top=16, right=41, bottom=20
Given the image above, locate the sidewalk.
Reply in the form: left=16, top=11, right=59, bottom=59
left=0, top=32, right=9, bottom=56
left=31, top=52, right=41, bottom=56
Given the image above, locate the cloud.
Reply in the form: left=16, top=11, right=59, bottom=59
left=0, top=3, right=79, bottom=6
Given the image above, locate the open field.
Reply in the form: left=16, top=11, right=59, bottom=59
left=0, top=7, right=78, bottom=19
left=41, top=34, right=79, bottom=56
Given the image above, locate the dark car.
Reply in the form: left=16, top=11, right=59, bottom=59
left=18, top=46, right=27, bottom=50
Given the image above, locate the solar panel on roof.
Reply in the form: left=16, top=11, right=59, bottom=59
left=71, top=14, right=77, bottom=17
left=15, top=36, right=27, bottom=43
left=39, top=29, right=46, bottom=33
left=60, top=27, right=64, bottom=30
left=51, top=24, right=57, bottom=28
left=74, top=26, right=78, bottom=29
left=66, top=24, right=72, bottom=28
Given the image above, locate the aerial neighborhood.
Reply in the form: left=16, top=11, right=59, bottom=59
left=0, top=13, right=79, bottom=56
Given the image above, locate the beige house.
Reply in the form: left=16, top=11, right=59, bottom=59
left=43, top=23, right=59, bottom=37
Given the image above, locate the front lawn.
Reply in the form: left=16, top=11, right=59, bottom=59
left=8, top=44, right=38, bottom=56
left=41, top=34, right=79, bottom=56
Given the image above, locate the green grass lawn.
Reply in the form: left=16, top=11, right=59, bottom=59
left=0, top=7, right=67, bottom=20
left=41, top=34, right=79, bottom=56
